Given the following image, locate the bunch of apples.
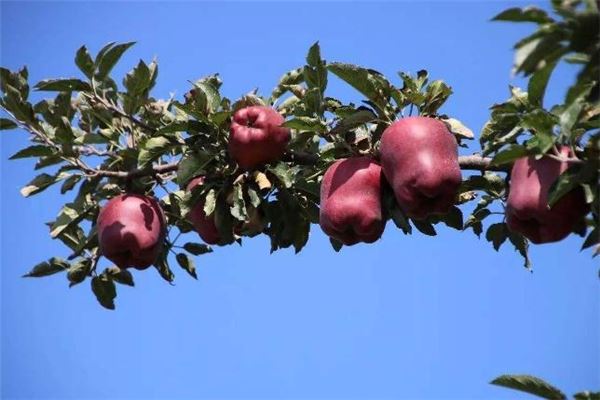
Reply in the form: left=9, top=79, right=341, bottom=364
left=96, top=106, right=588, bottom=270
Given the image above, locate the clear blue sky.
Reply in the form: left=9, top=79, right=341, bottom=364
left=1, top=1, right=598, bottom=399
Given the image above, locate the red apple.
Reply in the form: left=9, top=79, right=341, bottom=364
left=97, top=194, right=166, bottom=270
left=380, top=116, right=461, bottom=219
left=320, top=157, right=385, bottom=245
left=187, top=176, right=220, bottom=245
left=506, top=147, right=588, bottom=244
left=228, top=106, right=290, bottom=169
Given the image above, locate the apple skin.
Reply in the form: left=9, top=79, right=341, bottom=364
left=228, top=106, right=291, bottom=169
left=97, top=194, right=166, bottom=270
left=380, top=116, right=462, bottom=219
left=506, top=147, right=588, bottom=244
left=319, top=157, right=386, bottom=245
left=186, top=176, right=221, bottom=245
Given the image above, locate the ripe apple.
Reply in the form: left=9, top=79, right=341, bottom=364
left=380, top=116, right=462, bottom=219
left=320, top=157, right=386, bottom=245
left=506, top=147, right=588, bottom=244
left=187, top=176, right=221, bottom=245
left=228, top=106, right=291, bottom=169
left=97, top=194, right=166, bottom=270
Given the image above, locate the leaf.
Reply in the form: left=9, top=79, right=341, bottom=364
left=203, top=189, right=217, bottom=217
left=23, top=257, right=69, bottom=278
left=440, top=207, right=464, bottom=230
left=508, top=232, right=532, bottom=269
left=34, top=78, right=90, bottom=92
left=492, top=7, right=553, bottom=24
left=490, top=374, right=566, bottom=400
left=50, top=203, right=88, bottom=238
left=329, top=237, right=343, bottom=252
left=528, top=60, right=558, bottom=107
left=20, top=172, right=70, bottom=197
left=176, top=151, right=214, bottom=187
left=441, top=117, right=474, bottom=140
left=190, top=80, right=221, bottom=114
left=183, top=242, right=213, bottom=255
left=9, top=145, right=54, bottom=159
left=581, top=227, right=599, bottom=250
left=283, top=116, right=327, bottom=132
left=327, top=63, right=390, bottom=110
left=574, top=391, right=600, bottom=400
left=75, top=45, right=95, bottom=79
left=547, top=167, right=581, bottom=208
left=154, top=253, right=175, bottom=283
left=60, top=175, right=82, bottom=194
left=67, top=258, right=91, bottom=287
left=420, top=80, right=453, bottom=115
left=106, top=266, right=135, bottom=286
left=268, top=163, right=298, bottom=188
left=491, top=145, right=528, bottom=166
left=138, top=136, right=171, bottom=167
left=486, top=223, right=508, bottom=251
left=176, top=253, right=197, bottom=279
left=412, top=219, right=437, bottom=236
left=230, top=183, right=248, bottom=221
left=0, top=118, right=18, bottom=130
left=95, top=41, right=136, bottom=80
left=329, top=108, right=377, bottom=137
left=91, top=275, right=117, bottom=310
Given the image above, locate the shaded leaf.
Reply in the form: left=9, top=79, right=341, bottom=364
left=183, top=242, right=213, bottom=255
left=34, top=78, right=91, bottom=92
left=490, top=374, right=566, bottom=400
left=91, top=275, right=117, bottom=310
left=176, top=253, right=197, bottom=279
left=0, top=118, right=18, bottom=130
left=23, top=257, right=69, bottom=278
left=75, top=45, right=95, bottom=79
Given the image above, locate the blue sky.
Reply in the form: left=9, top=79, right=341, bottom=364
left=1, top=1, right=598, bottom=399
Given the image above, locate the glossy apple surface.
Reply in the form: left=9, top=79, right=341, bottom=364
left=380, top=116, right=461, bottom=219
left=97, top=194, right=166, bottom=270
left=228, top=106, right=290, bottom=169
left=320, top=157, right=385, bottom=245
left=506, top=147, right=588, bottom=244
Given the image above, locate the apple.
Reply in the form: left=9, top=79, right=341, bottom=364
left=320, top=157, right=385, bottom=245
left=506, top=147, right=588, bottom=244
left=228, top=106, right=291, bottom=169
left=97, top=194, right=166, bottom=270
left=380, top=116, right=462, bottom=219
left=187, top=176, right=221, bottom=245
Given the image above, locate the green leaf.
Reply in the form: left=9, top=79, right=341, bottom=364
left=75, top=45, right=95, bottom=79
left=67, top=258, right=91, bottom=287
left=508, top=232, right=532, bottom=269
left=20, top=171, right=70, bottom=197
left=154, top=253, right=175, bottom=283
left=441, top=118, right=474, bottom=140
left=547, top=167, right=580, bottom=208
left=268, top=163, right=298, bottom=189
left=574, top=391, right=600, bottom=400
left=9, top=145, right=54, bottom=159
left=486, top=223, right=508, bottom=251
left=95, top=41, right=136, bottom=80
left=491, top=145, right=528, bottom=166
left=23, top=257, right=69, bottom=278
left=440, top=207, right=464, bottom=230
left=60, top=175, right=82, bottom=194
left=138, top=136, right=172, bottom=167
left=49, top=203, right=88, bottom=238
left=327, top=63, right=390, bottom=110
left=34, top=78, right=90, bottom=92
left=176, top=151, right=214, bottom=187
left=183, top=242, right=213, bottom=255
left=528, top=60, right=558, bottom=107
left=91, top=275, right=117, bottom=310
left=203, top=189, right=217, bottom=217
left=329, top=237, right=343, bottom=252
left=581, top=228, right=599, bottom=250
left=412, top=219, right=437, bottom=236
left=490, top=374, right=566, bottom=400
left=329, top=108, right=377, bottom=137
left=492, top=7, right=553, bottom=24
left=420, top=80, right=453, bottom=115
left=106, top=266, right=135, bottom=286
left=176, top=253, right=197, bottom=279
left=0, top=118, right=18, bottom=130
left=230, top=183, right=248, bottom=221
left=190, top=79, right=221, bottom=114
left=283, top=116, right=327, bottom=132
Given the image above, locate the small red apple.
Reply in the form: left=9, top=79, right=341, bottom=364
left=380, top=116, right=462, bottom=219
left=228, top=106, right=290, bottom=169
left=97, top=194, right=166, bottom=270
left=506, top=147, right=588, bottom=244
left=320, top=157, right=385, bottom=245
left=187, top=176, right=220, bottom=245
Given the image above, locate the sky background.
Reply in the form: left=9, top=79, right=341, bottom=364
left=1, top=1, right=598, bottom=399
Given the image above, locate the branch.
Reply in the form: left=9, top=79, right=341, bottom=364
left=87, top=93, right=156, bottom=134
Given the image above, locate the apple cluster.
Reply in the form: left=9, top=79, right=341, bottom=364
left=97, top=107, right=589, bottom=270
